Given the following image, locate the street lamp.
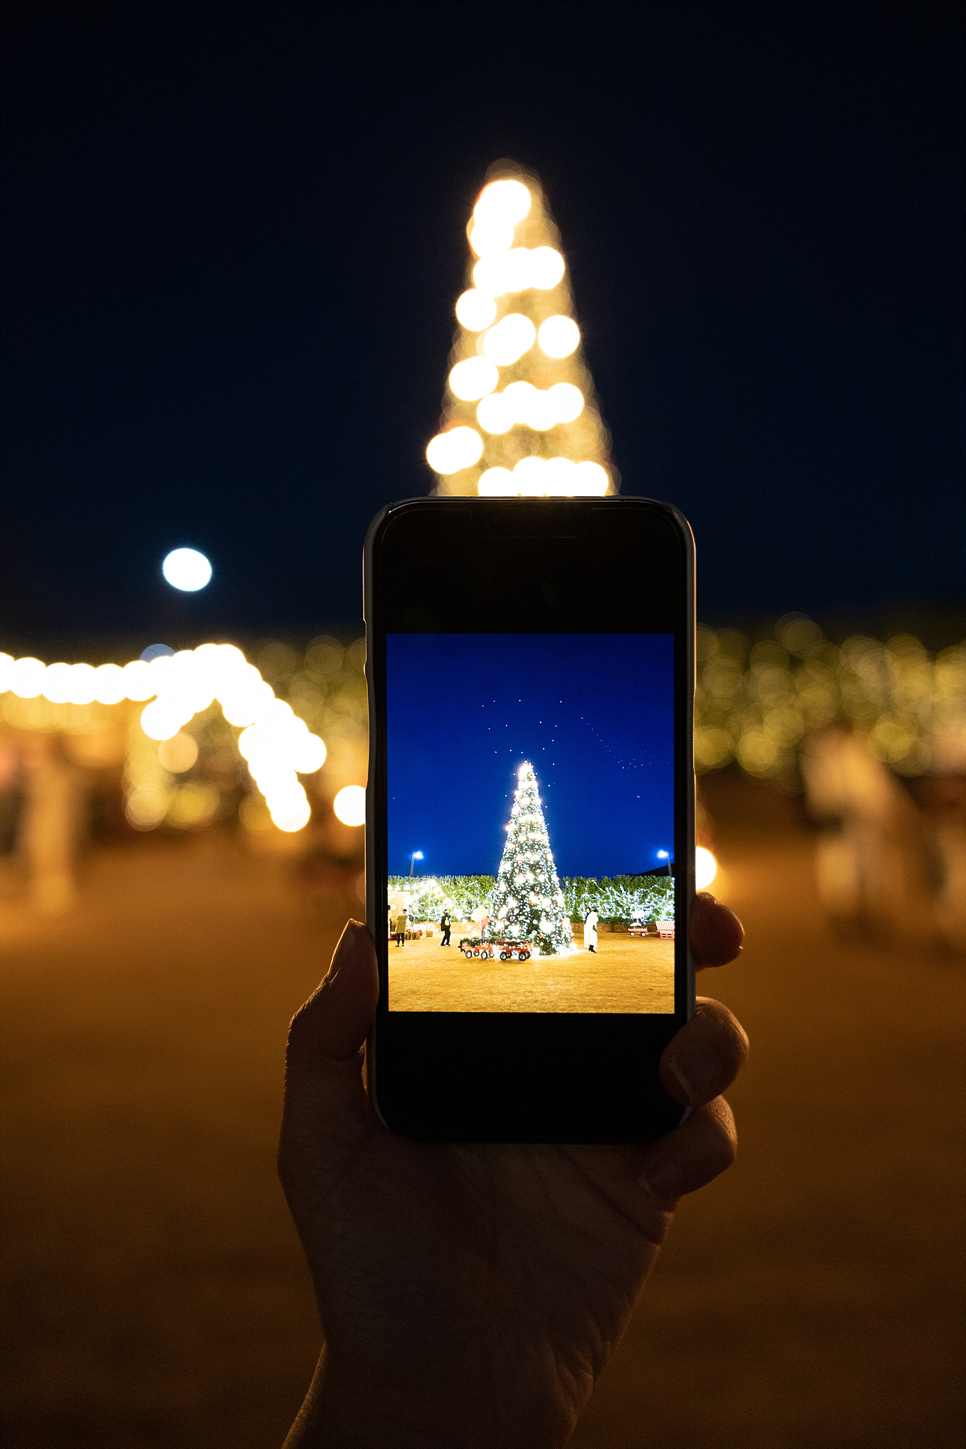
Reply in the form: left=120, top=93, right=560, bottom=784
left=409, top=850, right=424, bottom=877
left=657, top=849, right=672, bottom=877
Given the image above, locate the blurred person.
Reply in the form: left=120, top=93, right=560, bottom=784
left=394, top=907, right=408, bottom=947
left=801, top=726, right=945, bottom=944
left=439, top=908, right=452, bottom=947
left=20, top=734, right=80, bottom=915
left=278, top=893, right=746, bottom=1448
left=584, top=905, right=599, bottom=953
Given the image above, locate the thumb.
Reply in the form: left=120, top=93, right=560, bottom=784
left=287, top=919, right=379, bottom=1062
left=281, top=921, right=379, bottom=1144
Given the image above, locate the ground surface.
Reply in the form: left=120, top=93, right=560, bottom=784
left=388, top=930, right=675, bottom=1012
left=1, top=777, right=964, bottom=1449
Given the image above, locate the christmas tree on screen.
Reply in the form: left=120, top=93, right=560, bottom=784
left=425, top=163, right=616, bottom=498
left=489, top=761, right=573, bottom=955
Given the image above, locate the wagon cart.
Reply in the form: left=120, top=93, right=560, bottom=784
left=459, top=938, right=532, bottom=962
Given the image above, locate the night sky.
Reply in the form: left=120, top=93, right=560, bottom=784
left=2, top=2, right=963, bottom=649
left=386, top=634, right=674, bottom=877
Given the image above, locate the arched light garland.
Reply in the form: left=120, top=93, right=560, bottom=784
left=0, top=644, right=327, bottom=833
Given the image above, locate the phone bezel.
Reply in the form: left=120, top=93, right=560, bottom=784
left=364, top=496, right=696, bottom=1143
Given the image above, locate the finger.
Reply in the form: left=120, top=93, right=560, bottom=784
left=638, top=1096, right=737, bottom=1203
left=286, top=919, right=379, bottom=1065
left=659, top=997, right=750, bottom=1107
left=281, top=921, right=379, bottom=1148
left=689, top=891, right=743, bottom=968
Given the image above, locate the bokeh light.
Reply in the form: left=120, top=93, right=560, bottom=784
left=455, top=289, right=497, bottom=331
left=481, top=313, right=536, bottom=366
left=695, top=846, right=718, bottom=890
left=425, top=426, right=484, bottom=474
left=334, top=784, right=366, bottom=827
left=161, top=548, right=212, bottom=592
left=158, top=731, right=199, bottom=773
left=538, top=315, right=580, bottom=358
left=473, top=178, right=532, bottom=227
left=448, top=357, right=498, bottom=401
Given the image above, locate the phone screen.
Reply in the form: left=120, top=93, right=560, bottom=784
left=385, top=631, right=676, bottom=1014
left=366, top=497, right=693, bottom=1141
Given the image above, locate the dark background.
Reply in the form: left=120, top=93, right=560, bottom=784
left=2, top=0, right=963, bottom=650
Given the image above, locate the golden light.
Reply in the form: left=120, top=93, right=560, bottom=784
left=695, top=846, right=718, bottom=891
left=548, top=381, right=584, bottom=422
left=167, top=783, right=219, bottom=828
left=573, top=461, right=609, bottom=495
left=528, top=246, right=565, bottom=289
left=478, top=466, right=516, bottom=495
left=538, top=315, right=580, bottom=358
left=468, top=220, right=514, bottom=257
left=543, top=457, right=578, bottom=495
left=92, top=663, right=127, bottom=705
left=501, top=379, right=538, bottom=423
left=333, top=784, right=366, bottom=827
left=425, top=426, right=484, bottom=474
left=140, top=699, right=184, bottom=742
left=473, top=178, right=532, bottom=227
left=480, top=313, right=535, bottom=366
left=121, top=659, right=156, bottom=700
left=40, top=663, right=73, bottom=704
left=1, top=639, right=332, bottom=839
left=476, top=391, right=514, bottom=434
left=513, top=456, right=548, bottom=495
left=448, top=356, right=498, bottom=401
left=272, top=802, right=312, bottom=834
left=455, top=289, right=497, bottom=331
left=426, top=166, right=615, bottom=497
left=472, top=247, right=535, bottom=297
left=158, top=731, right=199, bottom=773
left=9, top=657, right=46, bottom=698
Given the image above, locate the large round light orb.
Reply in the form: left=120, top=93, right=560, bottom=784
left=473, top=179, right=532, bottom=228
left=426, top=427, right=484, bottom=475
left=455, top=289, right=497, bottom=331
left=162, top=548, right=212, bottom=592
left=334, top=784, right=366, bottom=827
left=538, top=315, right=580, bottom=358
left=448, top=357, right=498, bottom=401
left=695, top=846, right=718, bottom=891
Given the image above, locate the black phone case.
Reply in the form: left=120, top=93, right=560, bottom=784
left=364, top=496, right=695, bottom=1143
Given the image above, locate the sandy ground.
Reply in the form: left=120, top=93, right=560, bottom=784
left=1, top=778, right=963, bottom=1449
left=388, top=930, right=675, bottom=1011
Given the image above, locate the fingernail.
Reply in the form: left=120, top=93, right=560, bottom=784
left=667, top=1050, right=719, bottom=1103
left=639, top=1158, right=683, bottom=1199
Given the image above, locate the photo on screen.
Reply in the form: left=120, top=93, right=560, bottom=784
left=385, top=633, right=676, bottom=1014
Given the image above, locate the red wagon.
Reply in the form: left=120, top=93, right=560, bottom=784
left=459, top=938, right=532, bottom=962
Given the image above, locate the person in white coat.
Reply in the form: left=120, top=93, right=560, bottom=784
left=584, top=907, right=599, bottom=953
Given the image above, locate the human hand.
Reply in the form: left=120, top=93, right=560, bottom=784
left=278, top=892, right=746, bottom=1448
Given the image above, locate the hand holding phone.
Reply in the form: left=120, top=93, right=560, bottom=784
left=279, top=898, right=746, bottom=1449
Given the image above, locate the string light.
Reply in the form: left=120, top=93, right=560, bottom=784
left=0, top=643, right=328, bottom=833
left=429, top=167, right=616, bottom=497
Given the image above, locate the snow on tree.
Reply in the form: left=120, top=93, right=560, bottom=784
left=425, top=165, right=616, bottom=499
left=488, top=761, right=573, bottom=955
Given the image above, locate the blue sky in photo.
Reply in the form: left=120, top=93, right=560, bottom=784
left=386, top=633, right=674, bottom=877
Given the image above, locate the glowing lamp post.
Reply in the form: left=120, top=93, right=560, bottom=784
left=409, top=850, right=424, bottom=876
left=657, top=849, right=672, bottom=877
left=425, top=169, right=615, bottom=498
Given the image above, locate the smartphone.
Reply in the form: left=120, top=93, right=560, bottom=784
left=364, top=496, right=695, bottom=1142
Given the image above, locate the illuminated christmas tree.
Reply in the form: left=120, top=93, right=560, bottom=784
left=426, top=163, right=616, bottom=497
left=489, top=761, right=573, bottom=955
